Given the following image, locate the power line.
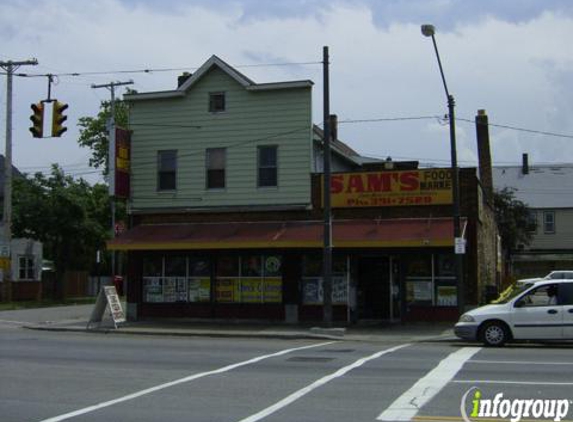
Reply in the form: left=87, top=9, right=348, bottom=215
left=339, top=116, right=442, bottom=124
left=339, top=114, right=573, bottom=140
left=9, top=61, right=322, bottom=79
left=457, top=117, right=573, bottom=140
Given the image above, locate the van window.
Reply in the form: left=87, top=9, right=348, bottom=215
left=516, top=284, right=559, bottom=307
left=559, top=283, right=573, bottom=306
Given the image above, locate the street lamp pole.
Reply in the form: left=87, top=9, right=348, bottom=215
left=421, top=24, right=465, bottom=314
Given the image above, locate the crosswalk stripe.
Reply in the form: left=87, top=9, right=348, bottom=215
left=377, top=347, right=481, bottom=421
left=237, top=343, right=412, bottom=422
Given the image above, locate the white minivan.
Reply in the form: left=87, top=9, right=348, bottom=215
left=454, top=279, right=573, bottom=346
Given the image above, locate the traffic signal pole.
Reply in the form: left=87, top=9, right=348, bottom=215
left=91, top=80, right=133, bottom=288
left=0, top=59, right=37, bottom=299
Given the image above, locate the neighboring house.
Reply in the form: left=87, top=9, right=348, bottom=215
left=8, top=238, right=43, bottom=300
left=0, top=158, right=43, bottom=301
left=110, top=55, right=498, bottom=322
left=493, top=154, right=573, bottom=279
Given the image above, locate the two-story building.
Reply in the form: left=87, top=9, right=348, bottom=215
left=109, top=55, right=499, bottom=323
left=493, top=154, right=573, bottom=279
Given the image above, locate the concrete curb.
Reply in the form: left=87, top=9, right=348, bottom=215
left=23, top=324, right=345, bottom=341
left=23, top=323, right=458, bottom=343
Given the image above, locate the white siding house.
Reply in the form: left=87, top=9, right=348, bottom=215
left=493, top=156, right=573, bottom=278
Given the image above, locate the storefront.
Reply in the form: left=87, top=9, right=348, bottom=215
left=110, top=217, right=466, bottom=322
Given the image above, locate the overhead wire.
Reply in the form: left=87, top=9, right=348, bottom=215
left=10, top=61, right=323, bottom=79
left=6, top=59, right=573, bottom=179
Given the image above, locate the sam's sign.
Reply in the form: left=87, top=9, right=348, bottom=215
left=325, top=169, right=453, bottom=208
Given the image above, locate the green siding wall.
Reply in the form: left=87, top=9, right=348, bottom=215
left=128, top=67, right=313, bottom=210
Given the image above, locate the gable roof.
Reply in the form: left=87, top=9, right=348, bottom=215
left=493, top=164, right=573, bottom=209
left=312, top=125, right=363, bottom=166
left=125, top=55, right=313, bottom=102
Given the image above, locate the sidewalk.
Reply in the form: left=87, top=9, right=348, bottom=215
left=20, top=307, right=457, bottom=343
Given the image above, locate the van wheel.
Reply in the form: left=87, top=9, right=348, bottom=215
left=480, top=321, right=509, bottom=347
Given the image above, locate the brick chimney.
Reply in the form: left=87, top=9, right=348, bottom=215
left=178, top=72, right=192, bottom=88
left=475, top=109, right=494, bottom=201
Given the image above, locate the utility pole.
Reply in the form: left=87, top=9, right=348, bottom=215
left=0, top=59, right=38, bottom=300
left=322, top=46, right=333, bottom=326
left=91, top=80, right=133, bottom=285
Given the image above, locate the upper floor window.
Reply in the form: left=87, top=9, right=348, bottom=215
left=209, top=92, right=226, bottom=113
left=157, top=150, right=177, bottom=191
left=206, top=148, right=226, bottom=189
left=543, top=211, right=555, bottom=234
left=527, top=210, right=538, bottom=233
left=258, top=146, right=278, bottom=187
left=18, top=256, right=35, bottom=280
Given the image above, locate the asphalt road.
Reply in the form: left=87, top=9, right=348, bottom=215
left=1, top=312, right=573, bottom=422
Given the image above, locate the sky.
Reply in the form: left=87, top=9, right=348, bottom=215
left=1, top=0, right=572, bottom=184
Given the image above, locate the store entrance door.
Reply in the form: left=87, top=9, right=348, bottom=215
left=357, top=256, right=393, bottom=320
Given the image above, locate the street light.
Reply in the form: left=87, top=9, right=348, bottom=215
left=421, top=24, right=465, bottom=314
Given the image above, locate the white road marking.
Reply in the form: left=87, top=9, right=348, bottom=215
left=377, top=347, right=481, bottom=422
left=38, top=340, right=336, bottom=422
left=237, top=343, right=411, bottom=422
left=470, top=359, right=573, bottom=366
left=454, top=380, right=573, bottom=386
left=0, top=319, right=27, bottom=325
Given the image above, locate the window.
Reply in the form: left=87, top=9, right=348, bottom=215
left=142, top=254, right=211, bottom=303
left=527, top=210, right=538, bottom=233
left=544, top=211, right=555, bottom=234
left=157, top=150, right=177, bottom=191
left=209, top=92, right=226, bottom=113
left=301, top=254, right=349, bottom=305
left=560, top=282, right=573, bottom=305
left=516, top=284, right=559, bottom=307
left=214, top=255, right=283, bottom=303
left=18, top=256, right=35, bottom=280
left=206, top=148, right=226, bottom=189
left=258, top=146, right=278, bottom=187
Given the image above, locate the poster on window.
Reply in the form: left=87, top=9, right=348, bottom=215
left=406, top=281, right=433, bottom=303
left=264, top=256, right=282, bottom=277
left=437, top=286, right=457, bottom=306
left=189, top=278, right=211, bottom=302
left=216, top=279, right=238, bottom=302
left=264, top=278, right=282, bottom=303
left=163, top=278, right=177, bottom=302
left=241, top=279, right=263, bottom=303
left=332, top=276, right=348, bottom=304
left=176, top=278, right=188, bottom=301
left=144, top=277, right=163, bottom=302
left=302, top=278, right=323, bottom=304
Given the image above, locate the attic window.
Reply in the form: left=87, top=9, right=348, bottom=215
left=209, top=92, right=226, bottom=113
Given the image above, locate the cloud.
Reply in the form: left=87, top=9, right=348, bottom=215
left=0, top=0, right=572, bottom=184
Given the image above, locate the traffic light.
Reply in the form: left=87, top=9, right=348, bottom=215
left=51, top=100, right=68, bottom=137
left=29, top=102, right=44, bottom=138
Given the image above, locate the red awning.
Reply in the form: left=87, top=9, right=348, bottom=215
left=108, top=218, right=461, bottom=251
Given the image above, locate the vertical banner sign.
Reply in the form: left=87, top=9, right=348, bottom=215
left=114, top=127, right=131, bottom=198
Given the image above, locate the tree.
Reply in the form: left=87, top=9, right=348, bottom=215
left=77, top=98, right=129, bottom=176
left=12, top=166, right=111, bottom=297
left=493, top=187, right=533, bottom=258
